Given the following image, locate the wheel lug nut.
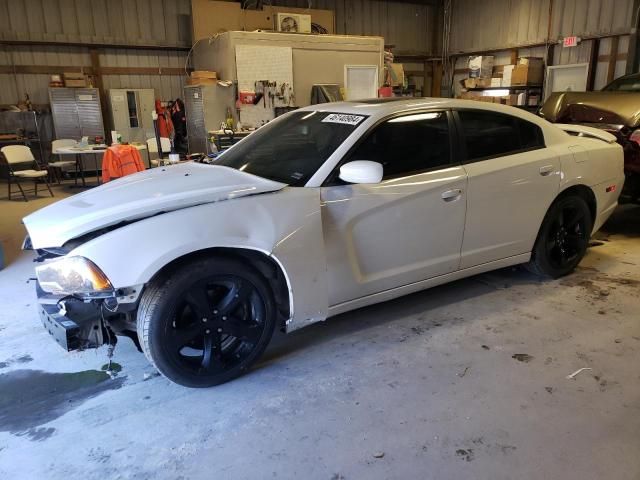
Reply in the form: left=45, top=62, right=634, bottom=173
left=213, top=310, right=218, bottom=314
left=202, top=318, right=207, bottom=323
left=205, top=329, right=211, bottom=334
left=217, top=328, right=223, bottom=333
left=222, top=316, right=227, bottom=320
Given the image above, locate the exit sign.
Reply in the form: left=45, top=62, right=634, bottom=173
left=563, top=36, right=579, bottom=47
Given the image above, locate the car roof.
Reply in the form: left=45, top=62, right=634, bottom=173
left=299, top=97, right=542, bottom=121
left=297, top=97, right=568, bottom=145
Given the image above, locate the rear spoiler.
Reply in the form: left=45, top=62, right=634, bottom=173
left=555, top=124, right=617, bottom=143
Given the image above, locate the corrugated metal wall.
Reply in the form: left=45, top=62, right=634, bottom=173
left=1, top=0, right=440, bottom=106
left=550, top=0, right=634, bottom=39
left=270, top=0, right=440, bottom=54
left=100, top=49, right=187, bottom=101
left=0, top=45, right=89, bottom=105
left=449, top=0, right=635, bottom=54
left=0, top=45, right=187, bottom=105
left=0, top=0, right=192, bottom=105
left=0, top=0, right=192, bottom=46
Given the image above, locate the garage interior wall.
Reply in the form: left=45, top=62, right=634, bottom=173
left=271, top=0, right=441, bottom=55
left=0, top=0, right=193, bottom=106
left=448, top=0, right=636, bottom=96
left=270, top=0, right=441, bottom=95
left=0, top=0, right=442, bottom=107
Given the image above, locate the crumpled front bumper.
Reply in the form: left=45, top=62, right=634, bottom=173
left=36, top=282, right=103, bottom=351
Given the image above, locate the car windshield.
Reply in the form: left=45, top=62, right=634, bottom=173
left=603, top=76, right=640, bottom=92
left=214, top=111, right=366, bottom=185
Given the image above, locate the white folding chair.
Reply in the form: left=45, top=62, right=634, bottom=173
left=146, top=137, right=172, bottom=167
left=1, top=145, right=54, bottom=201
left=49, top=139, right=79, bottom=184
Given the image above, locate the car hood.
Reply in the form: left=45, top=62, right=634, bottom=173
left=540, top=91, right=640, bottom=128
left=23, top=162, right=286, bottom=249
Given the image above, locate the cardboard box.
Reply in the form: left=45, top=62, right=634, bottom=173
left=458, top=91, right=483, bottom=101
left=64, top=72, right=84, bottom=80
left=191, top=70, right=217, bottom=80
left=502, top=65, right=515, bottom=87
left=468, top=55, right=494, bottom=78
left=463, top=77, right=492, bottom=89
left=186, top=77, right=217, bottom=86
left=490, top=77, right=502, bottom=87
left=64, top=79, right=87, bottom=87
left=518, top=57, right=544, bottom=67
left=63, top=72, right=87, bottom=88
left=528, top=94, right=541, bottom=106
left=504, top=93, right=520, bottom=106
left=511, top=64, right=544, bottom=86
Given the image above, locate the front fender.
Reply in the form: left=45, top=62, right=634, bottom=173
left=71, top=187, right=329, bottom=330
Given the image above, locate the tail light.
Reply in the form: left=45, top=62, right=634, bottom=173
left=630, top=129, right=640, bottom=146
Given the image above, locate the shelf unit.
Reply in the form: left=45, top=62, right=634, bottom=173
left=466, top=85, right=543, bottom=111
left=0, top=111, right=45, bottom=163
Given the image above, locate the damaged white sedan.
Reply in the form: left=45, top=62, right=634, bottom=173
left=23, top=98, right=624, bottom=387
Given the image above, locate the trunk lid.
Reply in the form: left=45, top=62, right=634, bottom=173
left=540, top=91, right=640, bottom=128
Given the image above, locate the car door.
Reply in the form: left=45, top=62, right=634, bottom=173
left=455, top=109, right=561, bottom=268
left=320, top=111, right=468, bottom=307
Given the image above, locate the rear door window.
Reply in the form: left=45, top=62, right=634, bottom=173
left=458, top=110, right=545, bottom=162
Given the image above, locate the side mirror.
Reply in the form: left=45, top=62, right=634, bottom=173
left=339, top=160, right=383, bottom=184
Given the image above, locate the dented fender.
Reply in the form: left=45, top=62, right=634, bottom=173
left=70, top=187, right=329, bottom=330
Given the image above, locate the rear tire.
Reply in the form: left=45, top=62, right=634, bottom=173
left=526, top=195, right=592, bottom=278
left=137, top=256, right=276, bottom=387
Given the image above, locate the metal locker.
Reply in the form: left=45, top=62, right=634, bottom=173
left=49, top=88, right=104, bottom=141
left=49, top=88, right=81, bottom=140
left=184, top=84, right=235, bottom=154
left=75, top=89, right=104, bottom=138
left=184, top=86, right=207, bottom=154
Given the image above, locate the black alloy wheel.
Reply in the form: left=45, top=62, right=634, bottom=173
left=527, top=195, right=592, bottom=278
left=137, top=257, right=276, bottom=387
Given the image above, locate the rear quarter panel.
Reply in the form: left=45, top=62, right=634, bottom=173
left=554, top=137, right=624, bottom=231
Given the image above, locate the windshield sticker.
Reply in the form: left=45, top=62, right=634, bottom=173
left=322, top=114, right=365, bottom=125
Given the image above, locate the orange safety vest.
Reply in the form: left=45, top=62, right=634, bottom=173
left=101, top=145, right=145, bottom=182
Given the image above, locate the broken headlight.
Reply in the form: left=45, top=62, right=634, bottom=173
left=35, top=256, right=113, bottom=296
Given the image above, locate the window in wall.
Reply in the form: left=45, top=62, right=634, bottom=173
left=127, top=91, right=139, bottom=128
left=348, top=111, right=451, bottom=178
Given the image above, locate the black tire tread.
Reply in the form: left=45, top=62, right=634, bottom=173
left=526, top=194, right=592, bottom=278
left=136, top=256, right=275, bottom=387
left=136, top=271, right=174, bottom=373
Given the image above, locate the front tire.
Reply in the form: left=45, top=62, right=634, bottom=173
left=526, top=195, right=592, bottom=278
left=137, top=256, right=276, bottom=387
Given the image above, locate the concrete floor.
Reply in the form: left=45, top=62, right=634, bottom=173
left=1, top=184, right=639, bottom=480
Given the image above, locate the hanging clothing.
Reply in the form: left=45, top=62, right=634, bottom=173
left=155, top=99, right=174, bottom=140
left=171, top=98, right=188, bottom=154
left=101, top=145, right=145, bottom=182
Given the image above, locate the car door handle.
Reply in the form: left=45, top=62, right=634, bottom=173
left=539, top=165, right=554, bottom=176
left=441, top=189, right=463, bottom=202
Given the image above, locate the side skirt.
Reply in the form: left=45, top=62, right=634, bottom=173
left=324, top=253, right=531, bottom=319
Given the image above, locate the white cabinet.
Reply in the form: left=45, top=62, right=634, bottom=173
left=108, top=89, right=155, bottom=143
